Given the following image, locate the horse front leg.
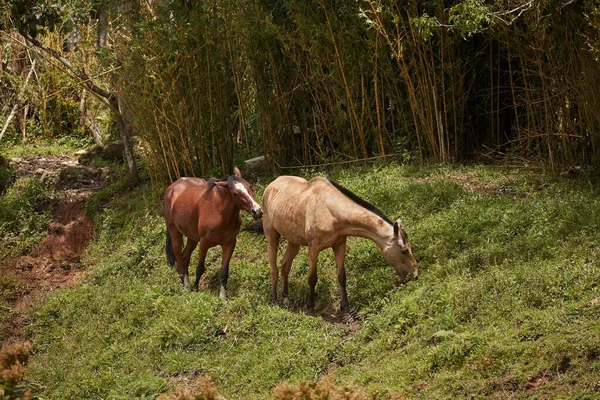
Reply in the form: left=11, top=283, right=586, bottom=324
left=266, top=229, right=281, bottom=304
left=281, top=243, right=300, bottom=307
left=192, top=241, right=209, bottom=291
left=307, top=246, right=320, bottom=314
left=333, top=237, right=349, bottom=316
left=219, top=240, right=237, bottom=300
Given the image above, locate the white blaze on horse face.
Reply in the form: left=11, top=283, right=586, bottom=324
left=234, top=181, right=262, bottom=215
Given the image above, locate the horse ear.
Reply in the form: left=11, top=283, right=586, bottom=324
left=393, top=218, right=402, bottom=236
left=227, top=176, right=236, bottom=191
left=233, top=167, right=242, bottom=178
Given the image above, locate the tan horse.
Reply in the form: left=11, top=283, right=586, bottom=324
left=163, top=168, right=262, bottom=298
left=262, top=176, right=418, bottom=314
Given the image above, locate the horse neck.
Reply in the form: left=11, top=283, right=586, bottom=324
left=212, top=186, right=241, bottom=219
left=337, top=206, right=393, bottom=250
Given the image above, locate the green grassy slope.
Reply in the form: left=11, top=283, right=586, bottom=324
left=26, top=164, right=600, bottom=399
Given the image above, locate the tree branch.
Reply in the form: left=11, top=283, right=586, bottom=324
left=19, top=33, right=120, bottom=115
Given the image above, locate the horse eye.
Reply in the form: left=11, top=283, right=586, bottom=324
left=402, top=249, right=409, bottom=255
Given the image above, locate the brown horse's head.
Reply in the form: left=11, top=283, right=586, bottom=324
left=227, top=167, right=263, bottom=219
left=382, top=218, right=418, bottom=281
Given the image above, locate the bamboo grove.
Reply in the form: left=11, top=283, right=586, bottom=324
left=4, top=0, right=600, bottom=182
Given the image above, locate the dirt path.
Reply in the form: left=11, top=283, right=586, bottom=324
left=1, top=155, right=110, bottom=347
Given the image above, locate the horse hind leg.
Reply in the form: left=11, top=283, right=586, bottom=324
left=281, top=243, right=300, bottom=307
left=165, top=230, right=177, bottom=267
left=181, top=239, right=198, bottom=288
left=167, top=229, right=187, bottom=286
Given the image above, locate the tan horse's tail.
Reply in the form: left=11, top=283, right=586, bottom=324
left=165, top=230, right=176, bottom=267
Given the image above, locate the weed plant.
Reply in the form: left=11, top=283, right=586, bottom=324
left=25, top=164, right=600, bottom=399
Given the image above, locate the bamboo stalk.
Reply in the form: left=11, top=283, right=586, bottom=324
left=319, top=0, right=368, bottom=159
left=373, top=35, right=385, bottom=155
left=0, top=58, right=36, bottom=141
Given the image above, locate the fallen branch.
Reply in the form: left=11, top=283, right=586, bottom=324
left=276, top=154, right=398, bottom=169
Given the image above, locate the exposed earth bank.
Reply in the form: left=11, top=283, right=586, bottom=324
left=1, top=154, right=112, bottom=347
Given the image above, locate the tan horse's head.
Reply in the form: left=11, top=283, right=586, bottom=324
left=382, top=218, right=418, bottom=281
left=228, top=167, right=263, bottom=219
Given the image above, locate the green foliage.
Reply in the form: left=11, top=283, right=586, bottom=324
left=25, top=164, right=600, bottom=399
left=0, top=176, right=55, bottom=255
left=9, top=0, right=62, bottom=37
left=411, top=14, right=439, bottom=41
left=0, top=154, right=16, bottom=196
left=1, top=0, right=110, bottom=151
left=448, top=0, right=491, bottom=38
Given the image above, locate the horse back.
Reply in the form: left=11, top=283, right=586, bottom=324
left=263, top=176, right=342, bottom=245
left=163, top=178, right=207, bottom=225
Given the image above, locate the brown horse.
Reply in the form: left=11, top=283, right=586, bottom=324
left=163, top=167, right=262, bottom=298
left=262, top=176, right=418, bottom=314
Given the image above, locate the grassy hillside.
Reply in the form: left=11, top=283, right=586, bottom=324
left=25, top=163, right=600, bottom=399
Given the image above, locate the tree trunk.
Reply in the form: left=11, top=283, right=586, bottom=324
left=79, top=89, right=104, bottom=146
left=111, top=96, right=139, bottom=185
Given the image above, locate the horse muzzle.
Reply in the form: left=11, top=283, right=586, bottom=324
left=251, top=207, right=263, bottom=219
left=399, top=269, right=418, bottom=282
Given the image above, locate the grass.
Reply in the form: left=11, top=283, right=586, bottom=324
left=0, top=176, right=56, bottom=257
left=19, top=162, right=600, bottom=399
left=2, top=136, right=95, bottom=158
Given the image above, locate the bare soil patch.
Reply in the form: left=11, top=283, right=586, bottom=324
left=1, top=155, right=109, bottom=348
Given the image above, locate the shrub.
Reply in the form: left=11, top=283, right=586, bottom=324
left=0, top=341, right=32, bottom=400
left=0, top=155, right=16, bottom=196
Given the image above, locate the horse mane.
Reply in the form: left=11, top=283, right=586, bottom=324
left=207, top=174, right=244, bottom=190
left=326, top=179, right=393, bottom=226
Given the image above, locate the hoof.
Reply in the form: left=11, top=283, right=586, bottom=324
left=340, top=304, right=350, bottom=317
left=180, top=274, right=189, bottom=288
left=341, top=312, right=355, bottom=324
left=219, top=287, right=227, bottom=301
left=282, top=297, right=289, bottom=308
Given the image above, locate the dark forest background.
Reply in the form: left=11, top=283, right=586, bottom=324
left=2, top=0, right=600, bottom=183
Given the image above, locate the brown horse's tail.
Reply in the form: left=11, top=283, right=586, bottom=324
left=165, top=230, right=176, bottom=267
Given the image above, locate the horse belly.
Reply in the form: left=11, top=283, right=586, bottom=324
left=174, top=216, right=201, bottom=242
left=280, top=231, right=309, bottom=246
left=269, top=207, right=309, bottom=246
